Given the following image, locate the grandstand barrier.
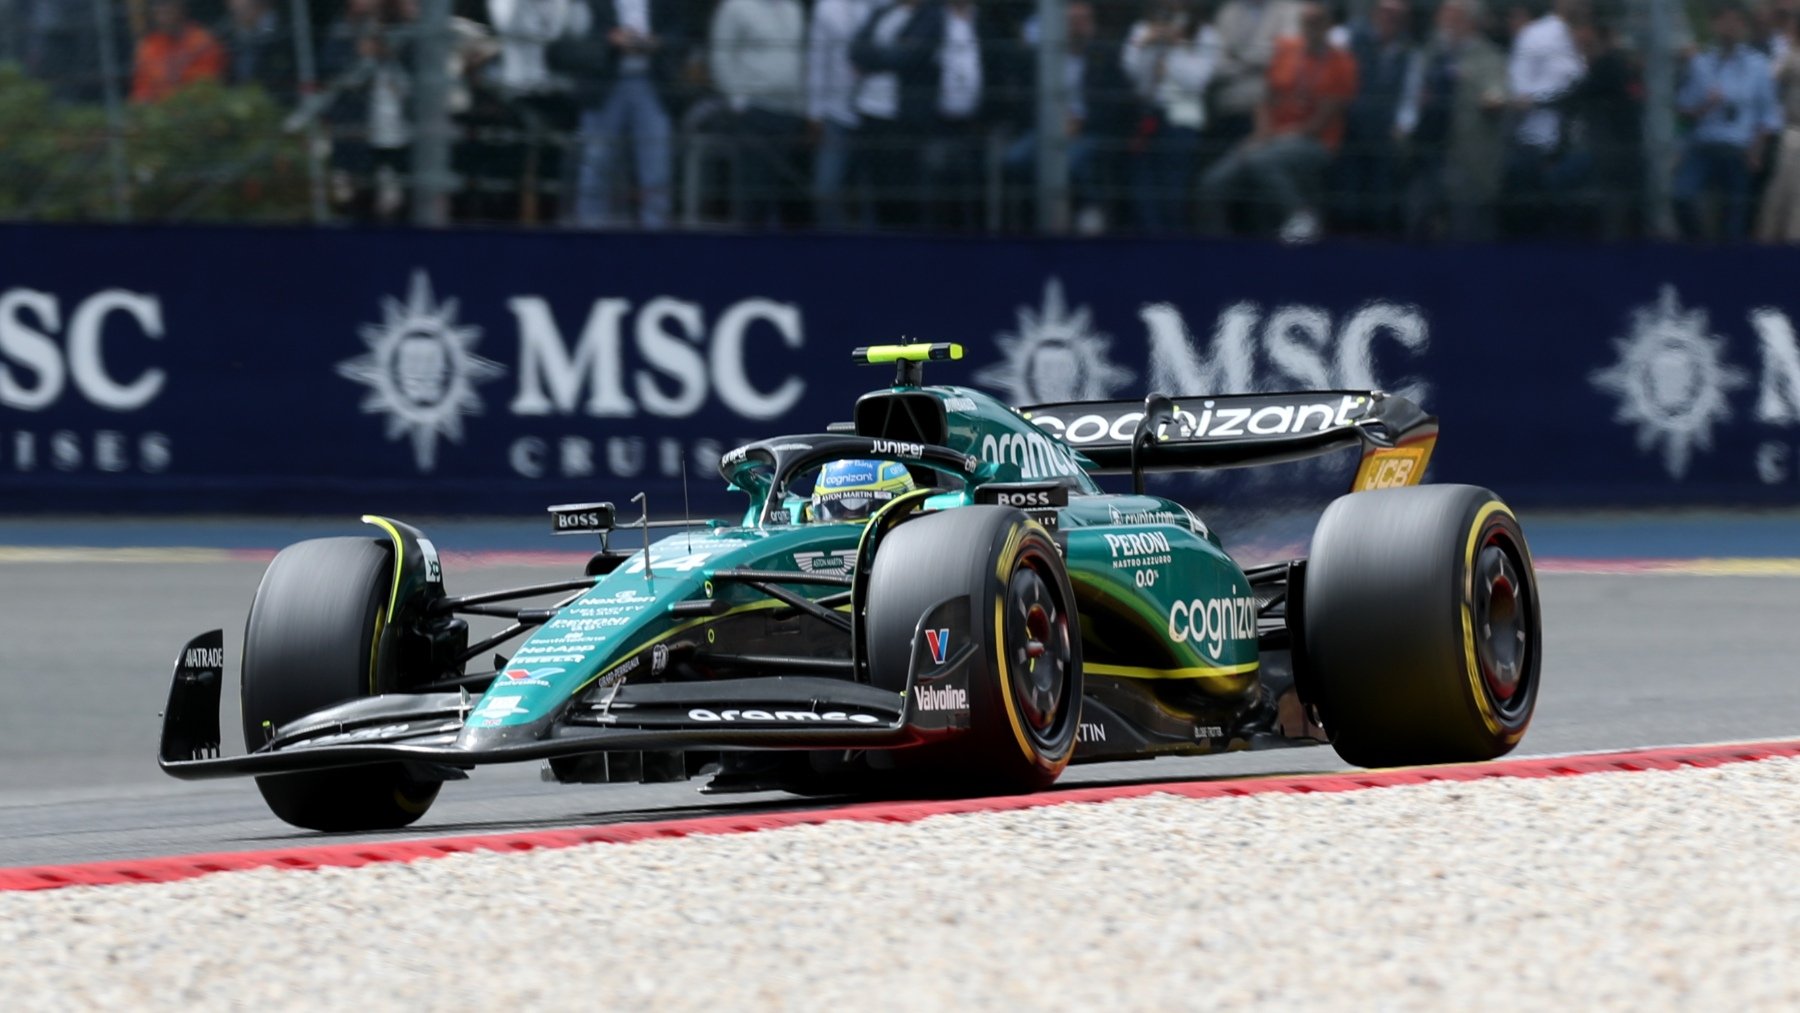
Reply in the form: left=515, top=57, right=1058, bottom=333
left=0, top=222, right=1797, bottom=513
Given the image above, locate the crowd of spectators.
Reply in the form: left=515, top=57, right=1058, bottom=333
left=9, top=0, right=1800, bottom=241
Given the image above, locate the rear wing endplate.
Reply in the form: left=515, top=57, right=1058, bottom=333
left=1020, top=390, right=1438, bottom=494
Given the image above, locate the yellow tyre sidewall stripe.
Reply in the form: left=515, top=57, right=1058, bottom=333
left=990, top=522, right=1074, bottom=774
left=1461, top=501, right=1514, bottom=740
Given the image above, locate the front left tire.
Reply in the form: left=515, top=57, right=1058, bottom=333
left=865, top=506, right=1083, bottom=792
left=241, top=537, right=441, bottom=832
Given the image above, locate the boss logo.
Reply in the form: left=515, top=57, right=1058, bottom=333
left=977, top=484, right=1069, bottom=509
left=548, top=502, right=615, bottom=534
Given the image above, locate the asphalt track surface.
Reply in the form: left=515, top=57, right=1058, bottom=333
left=1, top=512, right=1797, bottom=870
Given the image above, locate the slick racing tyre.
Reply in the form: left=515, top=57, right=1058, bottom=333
left=241, top=537, right=441, bottom=832
left=1303, top=485, right=1541, bottom=768
left=866, top=506, right=1082, bottom=792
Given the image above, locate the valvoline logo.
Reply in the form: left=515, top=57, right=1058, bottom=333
left=924, top=628, right=950, bottom=665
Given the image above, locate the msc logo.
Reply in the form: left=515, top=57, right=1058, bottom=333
left=337, top=271, right=505, bottom=473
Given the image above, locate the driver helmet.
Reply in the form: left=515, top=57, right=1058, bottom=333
left=811, top=459, right=915, bottom=522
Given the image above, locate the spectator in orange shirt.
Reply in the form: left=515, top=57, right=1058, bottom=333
left=132, top=0, right=226, bottom=103
left=1198, top=0, right=1357, bottom=241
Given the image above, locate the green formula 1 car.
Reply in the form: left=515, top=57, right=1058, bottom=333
left=158, top=343, right=1541, bottom=831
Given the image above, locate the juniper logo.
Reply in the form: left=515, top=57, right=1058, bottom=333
left=337, top=271, right=506, bottom=472
left=1590, top=285, right=1750, bottom=479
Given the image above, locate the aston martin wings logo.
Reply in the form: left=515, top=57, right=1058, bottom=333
left=794, top=550, right=858, bottom=575
left=337, top=270, right=506, bottom=472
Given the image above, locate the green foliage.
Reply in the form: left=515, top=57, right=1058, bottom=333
left=0, top=63, right=311, bottom=223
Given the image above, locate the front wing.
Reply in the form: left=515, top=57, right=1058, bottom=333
left=158, top=631, right=939, bottom=781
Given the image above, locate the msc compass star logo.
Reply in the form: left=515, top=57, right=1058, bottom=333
left=977, top=278, right=1133, bottom=403
left=337, top=270, right=505, bottom=472
left=1590, top=285, right=1749, bottom=479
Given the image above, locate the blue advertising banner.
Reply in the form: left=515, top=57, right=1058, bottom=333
left=1, top=222, right=1798, bottom=514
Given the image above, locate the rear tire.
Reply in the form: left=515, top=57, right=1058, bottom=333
left=866, top=507, right=1082, bottom=792
left=242, top=537, right=441, bottom=832
left=1303, top=485, right=1541, bottom=768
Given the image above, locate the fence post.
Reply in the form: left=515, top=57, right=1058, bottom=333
left=287, top=0, right=329, bottom=223
left=1034, top=0, right=1069, bottom=234
left=90, top=0, right=131, bottom=222
left=411, top=0, right=454, bottom=226
left=0, top=0, right=17, bottom=63
left=1641, top=0, right=1677, bottom=239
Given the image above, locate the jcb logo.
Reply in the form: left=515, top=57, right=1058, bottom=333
left=1363, top=456, right=1416, bottom=489
left=1355, top=445, right=1431, bottom=491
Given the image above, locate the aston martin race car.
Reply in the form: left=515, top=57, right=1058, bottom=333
left=158, top=342, right=1541, bottom=832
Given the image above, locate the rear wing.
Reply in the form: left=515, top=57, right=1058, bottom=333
left=1020, top=390, right=1438, bottom=493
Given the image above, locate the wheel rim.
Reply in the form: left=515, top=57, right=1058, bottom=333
left=1003, top=559, right=1073, bottom=746
left=1473, top=530, right=1533, bottom=718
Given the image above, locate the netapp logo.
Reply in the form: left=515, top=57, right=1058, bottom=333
left=688, top=708, right=882, bottom=724
left=912, top=685, right=969, bottom=712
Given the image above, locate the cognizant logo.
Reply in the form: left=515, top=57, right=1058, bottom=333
left=1167, top=594, right=1258, bottom=659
